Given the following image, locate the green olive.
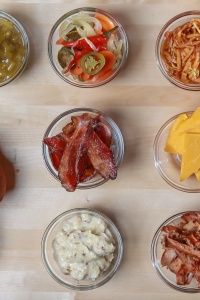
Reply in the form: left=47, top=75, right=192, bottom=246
left=57, top=46, right=73, bottom=68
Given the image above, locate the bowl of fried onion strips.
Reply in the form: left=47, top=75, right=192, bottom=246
left=156, top=11, right=200, bottom=90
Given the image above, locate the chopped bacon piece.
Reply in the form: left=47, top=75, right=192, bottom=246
left=183, top=220, right=200, bottom=232
left=181, top=212, right=200, bottom=223
left=161, top=212, right=200, bottom=287
left=176, top=264, right=190, bottom=285
left=165, top=237, right=200, bottom=259
left=161, top=249, right=177, bottom=267
left=168, top=257, right=182, bottom=274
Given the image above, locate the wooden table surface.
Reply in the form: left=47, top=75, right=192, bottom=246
left=1, top=1, right=200, bottom=299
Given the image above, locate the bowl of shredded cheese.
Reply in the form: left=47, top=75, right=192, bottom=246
left=48, top=7, right=128, bottom=87
left=155, top=11, right=200, bottom=90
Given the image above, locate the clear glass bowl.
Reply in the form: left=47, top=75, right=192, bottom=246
left=151, top=211, right=200, bottom=293
left=0, top=10, right=30, bottom=87
left=48, top=7, right=128, bottom=87
left=42, top=108, right=124, bottom=190
left=155, top=11, right=200, bottom=91
left=153, top=111, right=200, bottom=193
left=41, top=208, right=123, bottom=290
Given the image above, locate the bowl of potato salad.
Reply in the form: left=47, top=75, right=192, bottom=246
left=41, top=208, right=123, bottom=290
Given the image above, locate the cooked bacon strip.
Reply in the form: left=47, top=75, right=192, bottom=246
left=44, top=112, right=117, bottom=190
left=58, top=114, right=93, bottom=192
left=86, top=129, right=117, bottom=180
left=94, top=122, right=112, bottom=148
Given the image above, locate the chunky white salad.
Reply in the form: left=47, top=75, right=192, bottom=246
left=56, top=11, right=123, bottom=83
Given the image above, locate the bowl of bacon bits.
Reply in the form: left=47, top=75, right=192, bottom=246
left=48, top=7, right=128, bottom=87
left=151, top=211, right=200, bottom=292
left=156, top=11, right=200, bottom=90
left=42, top=108, right=124, bottom=192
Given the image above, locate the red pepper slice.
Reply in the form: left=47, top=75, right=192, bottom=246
left=57, top=26, right=118, bottom=49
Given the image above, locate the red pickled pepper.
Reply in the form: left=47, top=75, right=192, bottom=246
left=57, top=26, right=118, bottom=49
left=58, top=35, right=107, bottom=48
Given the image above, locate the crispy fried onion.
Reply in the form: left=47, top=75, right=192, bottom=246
left=161, top=19, right=200, bottom=83
left=161, top=212, right=200, bottom=286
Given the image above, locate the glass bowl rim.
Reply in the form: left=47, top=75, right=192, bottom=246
left=151, top=210, right=200, bottom=293
left=153, top=110, right=200, bottom=193
left=155, top=10, right=200, bottom=91
left=47, top=6, right=129, bottom=88
left=41, top=207, right=123, bottom=290
left=42, top=107, right=124, bottom=190
left=0, top=9, right=30, bottom=87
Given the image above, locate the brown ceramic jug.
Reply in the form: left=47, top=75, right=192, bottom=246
left=0, top=164, right=6, bottom=201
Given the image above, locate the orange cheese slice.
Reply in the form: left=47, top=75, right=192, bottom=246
left=164, top=113, right=188, bottom=154
left=165, top=108, right=200, bottom=155
left=180, top=133, right=200, bottom=181
left=195, top=169, right=200, bottom=181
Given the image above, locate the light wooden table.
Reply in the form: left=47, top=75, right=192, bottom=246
left=1, top=1, right=200, bottom=299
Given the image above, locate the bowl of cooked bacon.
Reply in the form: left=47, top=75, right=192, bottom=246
left=156, top=11, right=200, bottom=90
left=151, top=211, right=200, bottom=292
left=42, top=108, right=124, bottom=192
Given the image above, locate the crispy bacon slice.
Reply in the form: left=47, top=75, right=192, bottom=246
left=58, top=114, right=93, bottom=192
left=86, top=129, right=117, bottom=180
left=44, top=134, right=67, bottom=169
left=94, top=122, right=112, bottom=148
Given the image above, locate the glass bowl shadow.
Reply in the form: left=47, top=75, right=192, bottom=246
left=151, top=211, right=200, bottom=293
left=48, top=7, right=128, bottom=88
left=0, top=10, right=30, bottom=87
left=155, top=10, right=200, bottom=91
left=42, top=108, right=124, bottom=190
left=41, top=208, right=123, bottom=290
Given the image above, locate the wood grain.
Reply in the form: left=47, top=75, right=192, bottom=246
left=1, top=1, right=200, bottom=299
